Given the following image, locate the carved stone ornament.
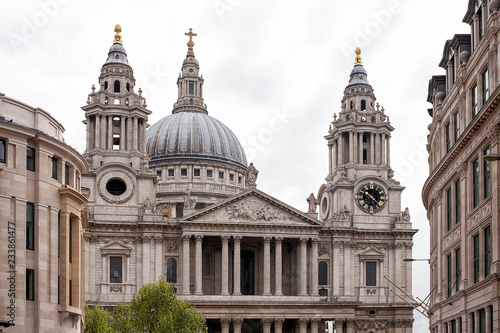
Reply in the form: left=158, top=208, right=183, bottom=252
left=110, top=286, right=123, bottom=293
left=224, top=199, right=301, bottom=223
left=332, top=205, right=350, bottom=220
left=246, top=162, right=259, bottom=187
left=306, top=193, right=318, bottom=213
left=318, top=243, right=330, bottom=256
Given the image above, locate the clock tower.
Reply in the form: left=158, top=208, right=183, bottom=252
left=317, top=47, right=411, bottom=230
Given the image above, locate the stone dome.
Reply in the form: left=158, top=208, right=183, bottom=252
left=146, top=111, right=247, bottom=168
left=103, top=43, right=131, bottom=68
left=346, top=64, right=370, bottom=87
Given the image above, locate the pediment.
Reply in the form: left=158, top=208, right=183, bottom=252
left=181, top=189, right=321, bottom=227
left=358, top=247, right=385, bottom=260
left=100, top=241, right=132, bottom=254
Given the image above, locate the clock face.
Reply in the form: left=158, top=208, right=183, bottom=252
left=355, top=183, right=387, bottom=214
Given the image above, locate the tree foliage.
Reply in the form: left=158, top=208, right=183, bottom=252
left=85, top=277, right=207, bottom=333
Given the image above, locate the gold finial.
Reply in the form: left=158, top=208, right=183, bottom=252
left=185, top=28, right=197, bottom=56
left=113, top=24, right=122, bottom=44
left=354, top=47, right=362, bottom=65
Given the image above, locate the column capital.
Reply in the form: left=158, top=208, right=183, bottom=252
left=182, top=235, right=191, bottom=242
left=221, top=235, right=230, bottom=243
left=312, top=238, right=319, bottom=245
left=264, top=236, right=272, bottom=243
left=263, top=318, right=272, bottom=328
left=274, top=318, right=285, bottom=326
left=299, top=318, right=309, bottom=326
left=220, top=318, right=230, bottom=328
left=300, top=237, right=309, bottom=244
left=233, top=318, right=243, bottom=326
left=275, top=236, right=283, bottom=242
left=311, top=318, right=320, bottom=327
left=234, top=235, right=242, bottom=242
left=195, top=234, right=204, bottom=241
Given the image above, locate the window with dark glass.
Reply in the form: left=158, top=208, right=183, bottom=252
left=219, top=171, right=224, bottom=179
left=447, top=187, right=452, bottom=231
left=445, top=123, right=451, bottom=152
left=455, top=248, right=460, bottom=292
left=479, top=308, right=486, bottom=333
left=451, top=320, right=456, bottom=333
left=455, top=179, right=461, bottom=224
left=318, top=261, right=328, bottom=285
left=472, top=84, right=478, bottom=118
left=189, top=81, right=194, bottom=94
left=229, top=174, right=234, bottom=181
left=361, top=100, right=366, bottom=110
left=0, top=139, right=6, bottom=163
left=110, top=256, right=123, bottom=283
left=482, top=69, right=489, bottom=104
left=471, top=313, right=476, bottom=333
left=484, top=147, right=491, bottom=198
left=69, top=280, right=72, bottom=306
left=485, top=226, right=491, bottom=277
left=207, top=169, right=213, bottom=178
left=453, top=111, right=459, bottom=142
left=447, top=254, right=452, bottom=297
left=193, top=169, right=200, bottom=177
left=114, top=80, right=120, bottom=93
left=166, top=258, right=177, bottom=283
left=27, top=147, right=35, bottom=171
left=181, top=168, right=187, bottom=177
left=26, top=202, right=34, bottom=250
left=26, top=269, right=34, bottom=301
left=65, top=164, right=69, bottom=185
left=156, top=170, right=162, bottom=178
left=474, top=234, right=480, bottom=283
left=489, top=305, right=493, bottom=332
left=168, top=169, right=174, bottom=177
left=473, top=158, right=479, bottom=208
left=51, top=157, right=58, bottom=179
left=366, top=262, right=376, bottom=286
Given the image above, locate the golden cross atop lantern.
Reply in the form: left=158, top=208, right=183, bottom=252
left=354, top=47, right=362, bottom=65
left=113, top=24, right=122, bottom=44
left=185, top=28, right=197, bottom=56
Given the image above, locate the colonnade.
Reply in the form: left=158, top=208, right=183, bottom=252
left=181, top=234, right=319, bottom=296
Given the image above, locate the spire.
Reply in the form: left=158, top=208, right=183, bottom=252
left=185, top=28, right=197, bottom=56
left=354, top=47, right=362, bottom=65
left=113, top=24, right=122, bottom=44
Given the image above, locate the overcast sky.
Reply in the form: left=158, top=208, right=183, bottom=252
left=1, top=0, right=472, bottom=330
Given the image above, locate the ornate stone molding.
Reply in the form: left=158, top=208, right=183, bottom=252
left=165, top=240, right=179, bottom=253
left=318, top=243, right=330, bottom=256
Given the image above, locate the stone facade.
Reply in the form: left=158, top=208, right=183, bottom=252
left=0, top=93, right=88, bottom=332
left=84, top=27, right=416, bottom=332
left=423, top=1, right=500, bottom=332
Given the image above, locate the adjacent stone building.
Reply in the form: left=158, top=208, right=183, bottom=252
left=423, top=0, right=500, bottom=331
left=0, top=93, right=88, bottom=332
left=84, top=26, right=416, bottom=333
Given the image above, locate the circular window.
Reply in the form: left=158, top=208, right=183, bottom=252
left=321, top=197, right=328, bottom=214
left=106, top=179, right=126, bottom=195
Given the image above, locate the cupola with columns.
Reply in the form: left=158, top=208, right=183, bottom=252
left=82, top=25, right=152, bottom=171
left=325, top=47, right=394, bottom=183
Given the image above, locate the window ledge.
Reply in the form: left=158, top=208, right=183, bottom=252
left=58, top=305, right=82, bottom=316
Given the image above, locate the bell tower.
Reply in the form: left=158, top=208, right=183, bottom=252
left=82, top=24, right=152, bottom=171
left=172, top=28, right=207, bottom=114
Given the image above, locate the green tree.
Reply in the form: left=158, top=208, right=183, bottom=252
left=110, top=302, right=133, bottom=333
left=84, top=304, right=112, bottom=333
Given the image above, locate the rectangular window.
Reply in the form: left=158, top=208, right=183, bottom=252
left=229, top=174, right=234, bottom=181
left=57, top=275, right=60, bottom=304
left=489, top=305, right=493, bottom=332
left=51, top=157, right=58, bottom=179
left=26, top=269, right=35, bottom=301
left=65, top=165, right=69, bottom=185
left=238, top=176, right=242, bottom=184
left=0, top=139, right=5, bottom=163
left=69, top=217, right=72, bottom=263
left=459, top=317, right=462, bottom=333
left=453, top=111, right=459, bottom=142
left=473, top=158, right=479, bottom=208
left=193, top=169, right=200, bottom=177
left=57, top=211, right=60, bottom=258
left=366, top=261, right=376, bottom=286
left=447, top=187, right=452, bottom=231
left=485, top=226, right=491, bottom=277
left=447, top=254, right=452, bottom=297
left=181, top=168, right=187, bottom=177
left=27, top=147, right=35, bottom=171
left=69, top=280, right=72, bottom=306
left=156, top=170, right=162, bottom=178
left=472, top=84, right=478, bottom=118
left=455, top=248, right=461, bottom=292
left=219, top=171, right=224, bottom=179
left=363, top=149, right=367, bottom=164
left=446, top=123, right=451, bottom=152
left=484, top=147, right=491, bottom=198
left=189, top=81, right=194, bottom=94
left=168, top=169, right=174, bottom=177
left=472, top=313, right=476, bottom=333
left=479, top=308, right=486, bottom=333
left=451, top=319, right=456, bottom=333
left=482, top=69, right=489, bottom=104
left=26, top=202, right=34, bottom=250
left=110, top=256, right=123, bottom=283
left=474, top=234, right=480, bottom=283
left=455, top=179, right=461, bottom=224
left=207, top=169, right=213, bottom=178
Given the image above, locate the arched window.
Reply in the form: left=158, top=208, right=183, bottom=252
left=318, top=261, right=328, bottom=285
left=114, top=80, right=120, bottom=93
left=361, top=100, right=366, bottom=110
left=104, top=97, right=108, bottom=105
left=166, top=258, right=177, bottom=283
left=126, top=83, right=130, bottom=92
left=350, top=100, right=355, bottom=110
left=104, top=81, right=108, bottom=90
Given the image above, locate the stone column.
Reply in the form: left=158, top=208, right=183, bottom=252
left=274, top=319, right=284, bottom=333
left=486, top=306, right=491, bottom=333
left=387, top=135, right=391, bottom=167
left=374, top=132, right=380, bottom=164
left=107, top=115, right=113, bottom=150
left=346, top=319, right=355, bottom=333
left=370, top=133, right=375, bottom=164
left=126, top=116, right=132, bottom=151
left=233, top=236, right=241, bottom=295
left=381, top=134, right=386, bottom=165
left=300, top=238, right=308, bottom=296
left=348, top=131, right=354, bottom=163
left=311, top=318, right=320, bottom=333
left=328, top=144, right=333, bottom=175
left=353, top=131, right=358, bottom=164
left=195, top=235, right=203, bottom=295
left=264, top=236, right=271, bottom=295
left=133, top=116, right=138, bottom=151
left=221, top=318, right=230, bottom=333
left=142, top=237, right=150, bottom=284
left=311, top=238, right=319, bottom=296
left=221, top=236, right=230, bottom=295
left=332, top=142, right=337, bottom=170
left=233, top=318, right=243, bottom=333
left=182, top=235, right=191, bottom=295
left=120, top=116, right=126, bottom=151
left=263, top=318, right=272, bottom=333
left=275, top=237, right=283, bottom=296
left=359, top=132, right=364, bottom=164
left=338, top=134, right=343, bottom=167
left=475, top=311, right=480, bottom=332
left=333, top=241, right=340, bottom=295
left=95, top=115, right=100, bottom=149
left=299, top=318, right=308, bottom=333
left=85, top=118, right=90, bottom=151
